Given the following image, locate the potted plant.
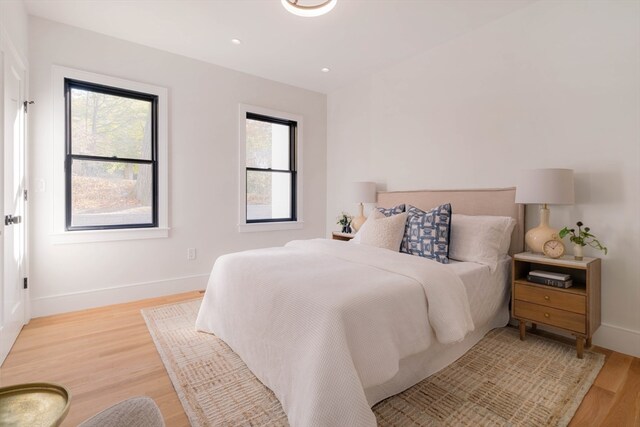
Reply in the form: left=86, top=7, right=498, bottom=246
left=337, top=212, right=353, bottom=234
left=558, top=221, right=608, bottom=260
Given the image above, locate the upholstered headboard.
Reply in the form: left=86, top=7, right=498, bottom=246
left=377, top=187, right=525, bottom=255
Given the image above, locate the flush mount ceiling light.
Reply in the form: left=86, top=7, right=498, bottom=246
left=281, top=0, right=337, bottom=17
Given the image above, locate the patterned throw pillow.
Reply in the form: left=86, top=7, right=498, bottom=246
left=400, top=204, right=452, bottom=263
left=376, top=204, right=405, bottom=217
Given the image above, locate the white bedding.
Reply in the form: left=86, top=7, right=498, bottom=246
left=450, top=257, right=511, bottom=327
left=364, top=257, right=511, bottom=405
left=196, top=239, right=476, bottom=427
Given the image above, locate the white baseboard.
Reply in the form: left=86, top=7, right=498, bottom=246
left=30, top=273, right=209, bottom=318
left=593, top=323, right=640, bottom=358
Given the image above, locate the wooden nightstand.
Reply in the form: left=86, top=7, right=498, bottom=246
left=512, top=252, right=601, bottom=358
left=332, top=232, right=355, bottom=241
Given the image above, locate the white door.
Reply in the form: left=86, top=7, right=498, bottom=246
left=0, top=46, right=26, bottom=366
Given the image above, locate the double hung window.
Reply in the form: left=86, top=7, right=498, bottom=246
left=244, top=112, right=297, bottom=223
left=65, top=79, right=158, bottom=230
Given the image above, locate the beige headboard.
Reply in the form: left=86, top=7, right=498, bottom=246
left=377, top=187, right=525, bottom=255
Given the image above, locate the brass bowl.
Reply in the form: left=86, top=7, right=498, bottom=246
left=0, top=382, right=71, bottom=427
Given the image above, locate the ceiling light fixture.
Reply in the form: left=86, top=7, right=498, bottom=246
left=321, top=67, right=330, bottom=73
left=231, top=38, right=242, bottom=45
left=281, top=0, right=337, bottom=18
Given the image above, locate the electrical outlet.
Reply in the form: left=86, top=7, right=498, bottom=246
left=187, top=248, right=196, bottom=260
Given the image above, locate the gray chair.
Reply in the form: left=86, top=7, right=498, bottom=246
left=78, top=396, right=165, bottom=427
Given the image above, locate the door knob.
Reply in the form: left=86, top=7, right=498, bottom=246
left=4, top=215, right=21, bottom=225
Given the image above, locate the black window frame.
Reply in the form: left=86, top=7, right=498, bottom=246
left=64, top=78, right=159, bottom=231
left=245, top=112, right=297, bottom=223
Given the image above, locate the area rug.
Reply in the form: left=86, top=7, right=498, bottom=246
left=142, top=299, right=604, bottom=427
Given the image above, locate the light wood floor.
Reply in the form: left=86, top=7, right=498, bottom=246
left=1, top=292, right=638, bottom=426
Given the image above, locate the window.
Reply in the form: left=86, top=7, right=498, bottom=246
left=239, top=105, right=303, bottom=231
left=52, top=66, right=168, bottom=243
left=65, top=79, right=158, bottom=230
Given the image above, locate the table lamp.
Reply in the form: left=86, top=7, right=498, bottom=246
left=351, top=182, right=377, bottom=232
left=515, top=168, right=575, bottom=253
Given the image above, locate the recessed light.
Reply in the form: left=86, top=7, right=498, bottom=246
left=231, top=38, right=242, bottom=45
left=321, top=67, right=330, bottom=73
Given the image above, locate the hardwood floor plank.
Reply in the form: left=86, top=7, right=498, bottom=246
left=1, top=291, right=638, bottom=426
left=568, top=385, right=616, bottom=427
left=0, top=291, right=201, bottom=426
left=595, top=351, right=634, bottom=393
left=601, top=358, right=640, bottom=427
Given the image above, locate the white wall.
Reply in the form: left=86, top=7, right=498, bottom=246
left=327, top=1, right=640, bottom=356
left=0, top=0, right=28, bottom=64
left=29, top=17, right=326, bottom=316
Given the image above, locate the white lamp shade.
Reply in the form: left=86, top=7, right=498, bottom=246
left=351, top=182, right=377, bottom=203
left=515, top=169, right=575, bottom=205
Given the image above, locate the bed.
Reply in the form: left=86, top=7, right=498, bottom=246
left=196, top=188, right=524, bottom=427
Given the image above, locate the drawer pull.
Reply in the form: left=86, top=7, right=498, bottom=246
left=544, top=313, right=550, bottom=318
left=544, top=295, right=550, bottom=301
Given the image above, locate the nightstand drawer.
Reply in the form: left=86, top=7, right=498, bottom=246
left=514, top=283, right=586, bottom=314
left=514, top=301, right=586, bottom=334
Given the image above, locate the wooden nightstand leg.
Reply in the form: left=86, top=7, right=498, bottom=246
left=519, top=320, right=526, bottom=340
left=576, top=337, right=584, bottom=359
left=530, top=323, right=537, bottom=332
left=585, top=337, right=592, bottom=349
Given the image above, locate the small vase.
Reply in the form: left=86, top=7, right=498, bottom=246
left=341, top=225, right=352, bottom=234
left=574, top=244, right=584, bottom=261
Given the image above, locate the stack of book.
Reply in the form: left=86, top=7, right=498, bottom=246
left=527, top=270, right=573, bottom=289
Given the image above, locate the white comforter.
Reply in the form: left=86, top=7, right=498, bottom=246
left=195, top=239, right=474, bottom=427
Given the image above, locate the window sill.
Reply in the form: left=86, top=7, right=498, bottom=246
left=51, top=227, right=170, bottom=244
left=238, top=221, right=303, bottom=233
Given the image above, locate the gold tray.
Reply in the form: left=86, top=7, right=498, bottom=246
left=0, top=382, right=70, bottom=427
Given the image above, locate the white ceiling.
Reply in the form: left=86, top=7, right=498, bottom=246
left=25, top=0, right=535, bottom=94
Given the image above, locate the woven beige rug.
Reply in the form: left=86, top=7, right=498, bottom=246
left=142, top=299, right=604, bottom=427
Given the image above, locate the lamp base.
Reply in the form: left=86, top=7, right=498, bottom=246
left=525, top=206, right=557, bottom=253
left=525, top=226, right=558, bottom=254
left=351, top=203, right=366, bottom=232
left=352, top=215, right=366, bottom=232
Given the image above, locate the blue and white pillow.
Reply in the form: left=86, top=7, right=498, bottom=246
left=400, top=204, right=452, bottom=263
left=376, top=204, right=405, bottom=217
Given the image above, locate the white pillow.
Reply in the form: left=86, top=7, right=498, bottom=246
left=351, top=209, right=385, bottom=243
left=351, top=210, right=408, bottom=252
left=448, top=214, right=516, bottom=271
